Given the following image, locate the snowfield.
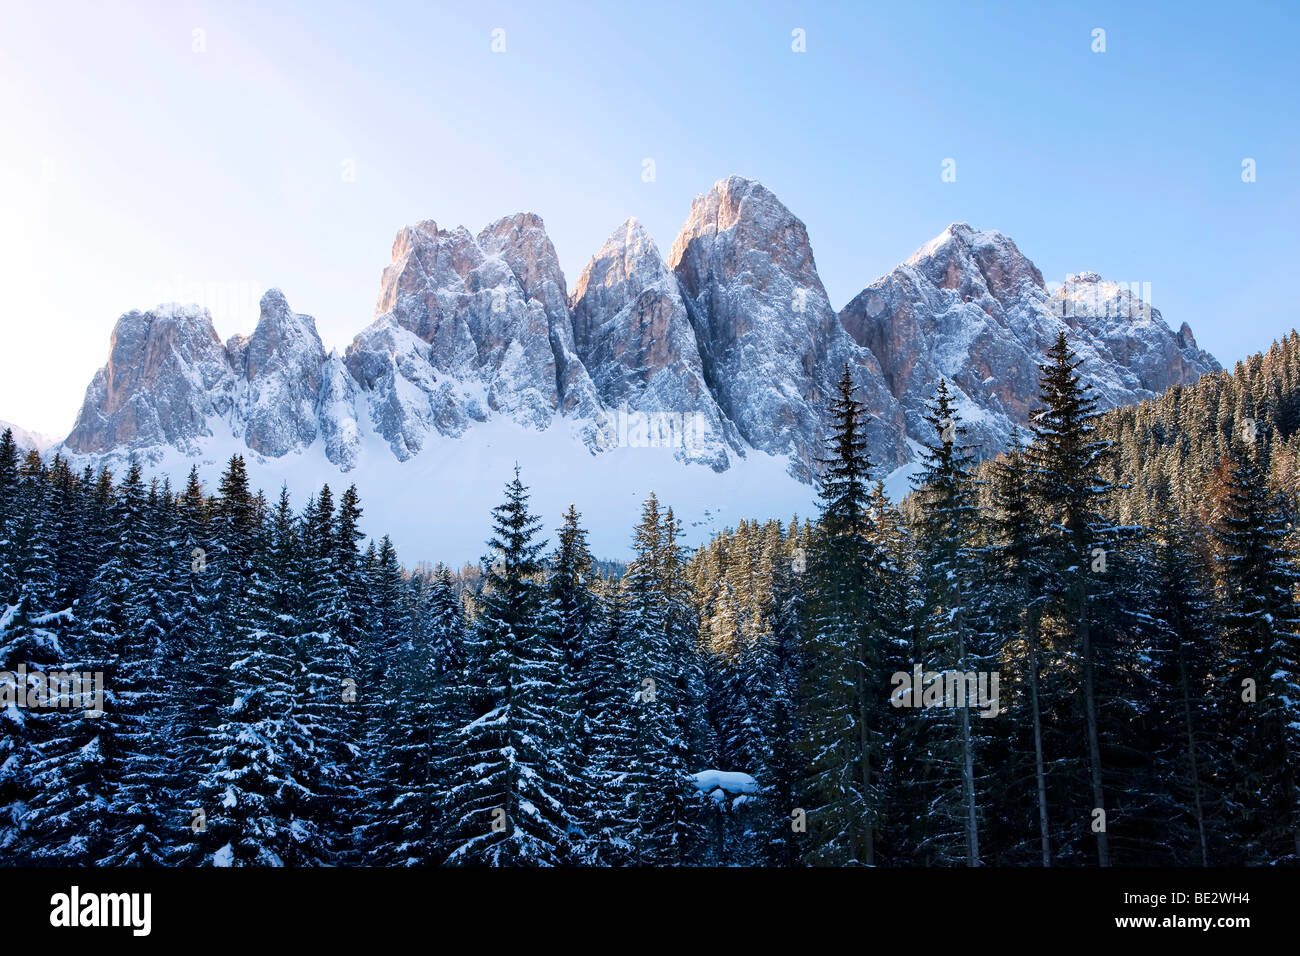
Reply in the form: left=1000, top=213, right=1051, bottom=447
left=58, top=411, right=823, bottom=564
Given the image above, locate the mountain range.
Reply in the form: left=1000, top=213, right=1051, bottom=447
left=24, top=175, right=1218, bottom=559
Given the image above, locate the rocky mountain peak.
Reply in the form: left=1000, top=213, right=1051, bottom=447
left=570, top=215, right=738, bottom=469
left=668, top=177, right=907, bottom=476
left=669, top=176, right=822, bottom=303
left=572, top=217, right=655, bottom=283
left=64, top=303, right=235, bottom=454
left=230, top=288, right=323, bottom=380
left=906, top=222, right=1046, bottom=305
left=840, top=222, right=1220, bottom=458
left=228, top=289, right=329, bottom=459
left=347, top=208, right=604, bottom=460
left=477, top=212, right=568, bottom=301
left=571, top=218, right=671, bottom=353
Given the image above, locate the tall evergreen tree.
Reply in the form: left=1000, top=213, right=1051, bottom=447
left=583, top=574, right=638, bottom=865
left=441, top=469, right=573, bottom=865
left=621, top=493, right=707, bottom=865
left=907, top=381, right=989, bottom=865
left=1211, top=441, right=1300, bottom=862
left=193, top=486, right=332, bottom=866
left=549, top=504, right=604, bottom=854
left=370, top=566, right=466, bottom=865
left=797, top=365, right=887, bottom=865
left=986, top=429, right=1053, bottom=865
left=1030, top=332, right=1115, bottom=866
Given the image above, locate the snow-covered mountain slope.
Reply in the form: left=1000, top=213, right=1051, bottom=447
left=839, top=223, right=1219, bottom=455
left=61, top=410, right=818, bottom=563
left=51, top=178, right=1219, bottom=560
left=0, top=419, right=57, bottom=454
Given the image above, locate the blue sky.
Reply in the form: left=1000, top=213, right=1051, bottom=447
left=1, top=0, right=1297, bottom=437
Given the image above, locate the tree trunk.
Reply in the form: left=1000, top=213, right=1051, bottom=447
left=855, top=656, right=874, bottom=865
left=954, top=602, right=979, bottom=866
left=1174, top=627, right=1209, bottom=866
left=1026, top=604, right=1052, bottom=866
left=1078, top=575, right=1110, bottom=867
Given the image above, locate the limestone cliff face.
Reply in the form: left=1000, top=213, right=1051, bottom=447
left=839, top=223, right=1220, bottom=455
left=65, top=290, right=361, bottom=466
left=64, top=303, right=237, bottom=455
left=227, top=289, right=328, bottom=459
left=345, top=213, right=605, bottom=461
left=570, top=217, right=738, bottom=470
left=668, top=176, right=907, bottom=478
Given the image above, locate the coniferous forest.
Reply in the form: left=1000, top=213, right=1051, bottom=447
left=2, top=331, right=1299, bottom=867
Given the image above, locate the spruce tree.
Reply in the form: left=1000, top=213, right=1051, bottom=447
left=441, top=469, right=573, bottom=865
left=380, top=567, right=468, bottom=864
left=621, top=494, right=706, bottom=865
left=583, top=575, right=638, bottom=864
left=1030, top=332, right=1114, bottom=866
left=797, top=364, right=886, bottom=865
left=193, top=486, right=330, bottom=866
left=908, top=381, right=989, bottom=865
left=1211, top=441, right=1300, bottom=861
left=549, top=504, right=604, bottom=854
left=95, top=463, right=174, bottom=865
left=987, top=429, right=1053, bottom=865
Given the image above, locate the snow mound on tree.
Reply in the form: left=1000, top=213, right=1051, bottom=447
left=693, top=770, right=759, bottom=795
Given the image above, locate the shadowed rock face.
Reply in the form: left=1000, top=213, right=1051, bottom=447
left=228, top=289, right=328, bottom=458
left=479, top=214, right=601, bottom=424
left=60, top=180, right=1220, bottom=486
left=840, top=223, right=1220, bottom=456
left=347, top=214, right=601, bottom=460
left=570, top=218, right=739, bottom=470
left=668, top=176, right=908, bottom=478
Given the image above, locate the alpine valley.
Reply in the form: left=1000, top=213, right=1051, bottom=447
left=40, top=176, right=1217, bottom=559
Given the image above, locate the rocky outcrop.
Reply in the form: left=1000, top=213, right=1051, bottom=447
left=346, top=215, right=601, bottom=459
left=64, top=291, right=360, bottom=467
left=669, top=176, right=907, bottom=477
left=64, top=303, right=237, bottom=454
left=839, top=223, right=1220, bottom=455
left=1051, top=271, right=1218, bottom=394
left=227, top=289, right=328, bottom=458
left=570, top=218, right=739, bottom=469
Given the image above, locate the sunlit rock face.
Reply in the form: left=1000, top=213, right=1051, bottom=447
left=347, top=214, right=603, bottom=460
left=840, top=223, right=1220, bottom=455
left=669, top=176, right=908, bottom=479
left=64, top=303, right=238, bottom=455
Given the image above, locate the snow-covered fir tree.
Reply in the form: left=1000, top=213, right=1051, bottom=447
left=440, top=468, right=574, bottom=865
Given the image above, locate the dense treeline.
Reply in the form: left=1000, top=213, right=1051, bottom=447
left=1, top=330, right=1298, bottom=865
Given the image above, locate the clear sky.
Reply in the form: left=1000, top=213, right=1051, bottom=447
left=1, top=0, right=1296, bottom=438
